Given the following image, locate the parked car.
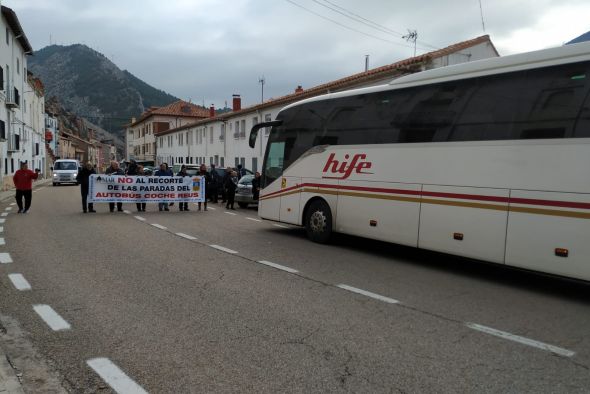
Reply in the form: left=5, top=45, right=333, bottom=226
left=234, top=174, right=257, bottom=208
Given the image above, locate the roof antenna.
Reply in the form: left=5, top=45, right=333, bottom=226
left=364, top=55, right=369, bottom=72
left=403, top=30, right=418, bottom=57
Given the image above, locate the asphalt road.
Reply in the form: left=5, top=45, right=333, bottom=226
left=0, top=184, right=589, bottom=393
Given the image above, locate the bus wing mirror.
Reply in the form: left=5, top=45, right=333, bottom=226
left=249, top=120, right=282, bottom=148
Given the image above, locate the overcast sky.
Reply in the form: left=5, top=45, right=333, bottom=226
left=8, top=0, right=590, bottom=108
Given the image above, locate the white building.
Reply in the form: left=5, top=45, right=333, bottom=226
left=156, top=35, right=499, bottom=173
left=0, top=5, right=46, bottom=189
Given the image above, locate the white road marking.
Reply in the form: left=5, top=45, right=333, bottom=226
left=224, top=211, right=237, bottom=216
left=32, top=305, right=71, bottom=331
left=32, top=190, right=38, bottom=193
left=257, top=260, right=299, bottom=274
left=337, top=284, right=400, bottom=304
left=0, top=238, right=4, bottom=246
left=123, top=210, right=132, bottom=214
left=273, top=224, right=288, bottom=229
left=466, top=323, right=575, bottom=357
left=8, top=274, right=31, bottom=291
left=0, top=227, right=4, bottom=233
left=134, top=216, right=146, bottom=221
left=87, top=358, right=148, bottom=394
left=0, top=218, right=5, bottom=223
left=208, top=207, right=216, bottom=210
left=176, top=232, right=197, bottom=240
left=9, top=203, right=15, bottom=206
left=151, top=223, right=167, bottom=230
left=0, top=253, right=13, bottom=264
left=246, top=217, right=262, bottom=222
left=1, top=212, right=8, bottom=217
left=210, top=244, right=238, bottom=254
left=5, top=207, right=12, bottom=211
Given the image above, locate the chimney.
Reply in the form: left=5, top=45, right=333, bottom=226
left=209, top=104, right=215, bottom=118
left=232, top=94, right=241, bottom=111
left=131, top=117, right=136, bottom=124
left=295, top=85, right=303, bottom=93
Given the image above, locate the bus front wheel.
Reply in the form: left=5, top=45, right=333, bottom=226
left=305, top=200, right=332, bottom=244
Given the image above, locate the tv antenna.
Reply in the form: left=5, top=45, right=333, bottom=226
left=403, top=29, right=418, bottom=56
left=258, top=76, right=266, bottom=103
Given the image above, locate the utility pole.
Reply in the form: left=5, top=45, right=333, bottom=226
left=364, top=55, right=369, bottom=72
left=258, top=76, right=265, bottom=103
left=403, top=29, right=418, bottom=57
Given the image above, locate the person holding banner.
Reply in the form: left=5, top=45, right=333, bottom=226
left=105, top=161, right=125, bottom=212
left=136, top=165, right=147, bottom=212
left=76, top=162, right=96, bottom=213
left=177, top=165, right=190, bottom=212
left=197, top=164, right=211, bottom=211
left=155, top=163, right=173, bottom=211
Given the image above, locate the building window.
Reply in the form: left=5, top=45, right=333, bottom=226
left=264, top=114, right=272, bottom=134
left=210, top=127, right=213, bottom=144
left=240, top=120, right=246, bottom=138
left=16, top=58, right=19, bottom=73
left=5, top=28, right=8, bottom=45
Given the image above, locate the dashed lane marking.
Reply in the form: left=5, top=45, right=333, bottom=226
left=337, top=284, right=400, bottom=304
left=134, top=216, right=146, bottom=221
left=0, top=238, right=4, bottom=246
left=9, top=203, right=15, bottom=206
left=273, top=224, right=289, bottom=229
left=8, top=273, right=31, bottom=291
left=87, top=358, right=148, bottom=394
left=0, top=227, right=4, bottom=233
left=0, top=253, right=13, bottom=264
left=257, top=260, right=299, bottom=274
left=4, top=207, right=12, bottom=211
left=0, top=218, right=5, bottom=223
left=466, top=323, right=575, bottom=357
left=210, top=244, right=238, bottom=254
left=224, top=211, right=237, bottom=216
left=1, top=212, right=8, bottom=217
left=123, top=210, right=132, bottom=214
left=32, top=305, right=71, bottom=331
left=208, top=207, right=216, bottom=210
left=176, top=232, right=197, bottom=240
left=151, top=223, right=167, bottom=230
left=246, top=217, right=262, bottom=222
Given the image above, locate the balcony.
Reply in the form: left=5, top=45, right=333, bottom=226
left=5, top=87, right=19, bottom=108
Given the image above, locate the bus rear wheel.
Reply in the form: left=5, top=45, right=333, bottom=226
left=305, top=200, right=332, bottom=244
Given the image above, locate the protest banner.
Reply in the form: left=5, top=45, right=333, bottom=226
left=88, top=175, right=205, bottom=203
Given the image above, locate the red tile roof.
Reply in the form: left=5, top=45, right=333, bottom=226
left=156, top=35, right=496, bottom=136
left=131, top=100, right=209, bottom=127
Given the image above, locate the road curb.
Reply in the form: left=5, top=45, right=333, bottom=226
left=0, top=351, right=24, bottom=394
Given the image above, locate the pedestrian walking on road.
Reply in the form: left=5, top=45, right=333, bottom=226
left=225, top=170, right=238, bottom=210
left=155, top=163, right=173, bottom=211
left=76, top=162, right=96, bottom=213
left=221, top=166, right=232, bottom=203
left=198, top=164, right=211, bottom=211
left=177, top=165, right=190, bottom=212
left=252, top=171, right=261, bottom=202
left=105, top=161, right=124, bottom=212
left=136, top=165, right=147, bottom=212
left=236, top=164, right=246, bottom=179
left=209, top=164, right=219, bottom=203
left=13, top=161, right=39, bottom=214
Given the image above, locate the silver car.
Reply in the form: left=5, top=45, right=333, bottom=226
left=234, top=175, right=257, bottom=208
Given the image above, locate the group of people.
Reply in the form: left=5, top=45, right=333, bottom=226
left=76, top=160, right=262, bottom=213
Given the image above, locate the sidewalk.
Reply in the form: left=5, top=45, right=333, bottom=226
left=0, top=179, right=53, bottom=204
left=0, top=353, right=24, bottom=394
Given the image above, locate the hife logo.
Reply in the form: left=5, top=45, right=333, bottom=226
left=321, top=153, right=373, bottom=180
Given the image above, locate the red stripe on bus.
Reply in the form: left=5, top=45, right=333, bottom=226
left=261, top=182, right=590, bottom=210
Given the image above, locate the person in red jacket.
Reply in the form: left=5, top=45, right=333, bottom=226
left=13, top=161, right=39, bottom=213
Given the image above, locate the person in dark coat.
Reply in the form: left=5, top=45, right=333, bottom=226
left=197, top=164, right=211, bottom=211
left=154, top=163, right=173, bottom=211
left=209, top=164, right=219, bottom=203
left=252, top=171, right=261, bottom=201
left=136, top=165, right=147, bottom=212
left=221, top=166, right=232, bottom=203
left=236, top=164, right=246, bottom=179
left=126, top=159, right=138, bottom=176
left=105, top=161, right=124, bottom=212
left=76, top=162, right=96, bottom=213
left=225, top=170, right=238, bottom=210
left=177, top=165, right=190, bottom=212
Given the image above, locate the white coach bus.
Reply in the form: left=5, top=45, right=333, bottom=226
left=249, top=42, right=590, bottom=281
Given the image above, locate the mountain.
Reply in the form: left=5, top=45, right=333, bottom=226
left=28, top=44, right=179, bottom=134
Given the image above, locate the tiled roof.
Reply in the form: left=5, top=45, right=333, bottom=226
left=156, top=35, right=495, bottom=136
left=131, top=100, right=209, bottom=126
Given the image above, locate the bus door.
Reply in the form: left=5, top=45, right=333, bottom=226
left=259, top=140, right=285, bottom=222
left=279, top=176, right=302, bottom=224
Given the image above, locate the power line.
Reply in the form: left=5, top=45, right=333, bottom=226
left=313, top=0, right=441, bottom=51
left=283, top=0, right=430, bottom=51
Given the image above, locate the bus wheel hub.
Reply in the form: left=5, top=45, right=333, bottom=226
left=310, top=211, right=326, bottom=233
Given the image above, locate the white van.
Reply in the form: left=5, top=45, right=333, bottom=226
left=52, top=159, right=80, bottom=186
